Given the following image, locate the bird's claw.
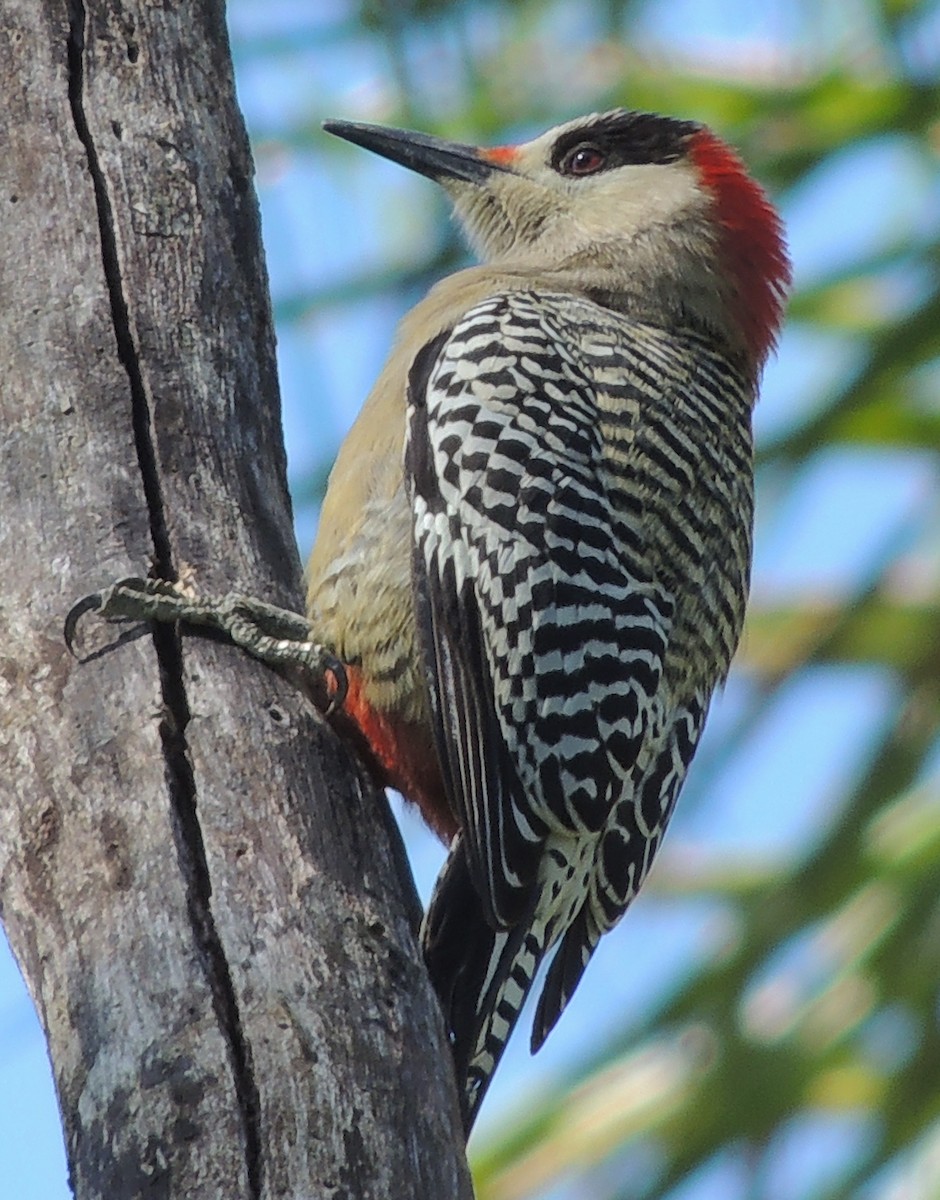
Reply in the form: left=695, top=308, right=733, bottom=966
left=64, top=576, right=188, bottom=656
left=65, top=575, right=349, bottom=719
left=322, top=654, right=349, bottom=716
left=63, top=590, right=105, bottom=656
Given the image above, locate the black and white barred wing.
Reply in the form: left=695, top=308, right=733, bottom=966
left=405, top=293, right=673, bottom=930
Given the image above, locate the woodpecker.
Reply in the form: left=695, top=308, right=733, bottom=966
left=68, top=109, right=789, bottom=1132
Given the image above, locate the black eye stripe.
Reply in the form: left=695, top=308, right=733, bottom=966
left=550, top=109, right=700, bottom=175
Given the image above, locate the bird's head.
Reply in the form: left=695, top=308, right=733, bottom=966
left=324, top=109, right=790, bottom=369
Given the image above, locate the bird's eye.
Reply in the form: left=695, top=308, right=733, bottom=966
left=562, top=144, right=607, bottom=176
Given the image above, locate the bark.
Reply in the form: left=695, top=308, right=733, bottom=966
left=0, top=3, right=473, bottom=1197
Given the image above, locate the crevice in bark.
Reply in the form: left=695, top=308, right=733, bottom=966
left=65, top=6, right=263, bottom=1195
left=158, top=703, right=264, bottom=1200
left=65, top=0, right=170, bottom=573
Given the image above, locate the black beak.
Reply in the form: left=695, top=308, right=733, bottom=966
left=323, top=119, right=511, bottom=185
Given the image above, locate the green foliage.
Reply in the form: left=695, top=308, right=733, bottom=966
left=233, top=0, right=940, bottom=1193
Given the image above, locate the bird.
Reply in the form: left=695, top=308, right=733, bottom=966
left=68, top=108, right=790, bottom=1132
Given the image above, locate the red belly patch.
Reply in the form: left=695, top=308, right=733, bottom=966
left=332, top=665, right=458, bottom=843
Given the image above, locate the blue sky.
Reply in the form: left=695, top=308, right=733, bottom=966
left=2, top=1, right=937, bottom=1196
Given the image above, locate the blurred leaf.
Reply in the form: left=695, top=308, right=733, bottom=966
left=742, top=598, right=940, bottom=678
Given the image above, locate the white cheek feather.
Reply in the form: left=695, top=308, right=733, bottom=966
left=453, top=157, right=707, bottom=267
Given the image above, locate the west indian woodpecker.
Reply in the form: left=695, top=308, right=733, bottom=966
left=68, top=108, right=790, bottom=1132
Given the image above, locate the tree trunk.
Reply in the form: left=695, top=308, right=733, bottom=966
left=0, top=3, right=473, bottom=1197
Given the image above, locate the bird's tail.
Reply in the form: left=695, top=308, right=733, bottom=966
left=531, top=902, right=601, bottom=1052
left=422, top=836, right=550, bottom=1133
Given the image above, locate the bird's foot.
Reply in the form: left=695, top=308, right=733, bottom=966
left=65, top=576, right=348, bottom=714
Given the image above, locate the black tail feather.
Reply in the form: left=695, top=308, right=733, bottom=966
left=531, top=904, right=596, bottom=1053
left=421, top=835, right=544, bottom=1133
left=422, top=837, right=496, bottom=1054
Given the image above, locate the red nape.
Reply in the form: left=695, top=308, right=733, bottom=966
left=689, top=129, right=792, bottom=368
left=333, top=665, right=459, bottom=843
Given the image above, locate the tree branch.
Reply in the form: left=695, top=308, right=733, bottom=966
left=0, top=2, right=472, bottom=1196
